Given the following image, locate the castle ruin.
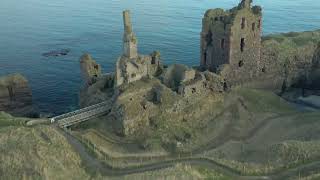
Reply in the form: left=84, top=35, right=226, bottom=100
left=115, top=10, right=162, bottom=87
left=123, top=10, right=138, bottom=59
left=200, top=0, right=262, bottom=76
left=78, top=1, right=320, bottom=138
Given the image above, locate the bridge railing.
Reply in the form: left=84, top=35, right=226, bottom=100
left=50, top=101, right=111, bottom=123
left=58, top=106, right=111, bottom=128
left=58, top=105, right=109, bottom=123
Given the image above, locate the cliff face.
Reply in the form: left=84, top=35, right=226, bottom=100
left=79, top=54, right=114, bottom=108
left=80, top=53, right=102, bottom=86
left=0, top=74, right=34, bottom=117
left=79, top=73, right=114, bottom=108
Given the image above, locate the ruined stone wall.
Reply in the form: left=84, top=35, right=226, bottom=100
left=228, top=5, right=262, bottom=81
left=115, top=55, right=161, bottom=87
left=178, top=71, right=225, bottom=97
left=162, top=64, right=196, bottom=90
left=115, top=11, right=162, bottom=87
left=178, top=77, right=205, bottom=97
left=200, top=0, right=262, bottom=85
left=200, top=9, right=230, bottom=71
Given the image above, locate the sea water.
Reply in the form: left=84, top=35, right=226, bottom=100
left=0, top=0, right=319, bottom=114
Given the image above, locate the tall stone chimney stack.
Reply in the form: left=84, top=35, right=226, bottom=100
left=122, top=10, right=138, bottom=59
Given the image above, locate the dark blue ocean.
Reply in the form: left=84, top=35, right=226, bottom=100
left=1, top=0, right=319, bottom=115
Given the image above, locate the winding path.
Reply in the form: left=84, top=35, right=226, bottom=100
left=54, top=112, right=320, bottom=179
left=56, top=126, right=269, bottom=179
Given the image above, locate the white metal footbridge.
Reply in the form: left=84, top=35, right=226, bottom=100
left=50, top=101, right=112, bottom=128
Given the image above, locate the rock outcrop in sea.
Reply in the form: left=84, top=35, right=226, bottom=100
left=42, top=49, right=70, bottom=57
left=80, top=53, right=102, bottom=86
left=0, top=73, right=35, bottom=117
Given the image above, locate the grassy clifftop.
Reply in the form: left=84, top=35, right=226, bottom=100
left=257, top=29, right=320, bottom=91
left=263, top=29, right=320, bottom=47
left=261, top=29, right=320, bottom=70
left=0, top=111, right=27, bottom=127
left=0, top=112, right=90, bottom=180
left=262, top=29, right=320, bottom=67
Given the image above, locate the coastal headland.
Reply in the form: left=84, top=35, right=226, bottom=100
left=1, top=0, right=320, bottom=179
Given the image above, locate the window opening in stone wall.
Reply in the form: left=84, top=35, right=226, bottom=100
left=214, top=17, right=219, bottom=21
left=252, top=23, right=256, bottom=31
left=240, top=38, right=245, bottom=52
left=258, top=19, right=261, bottom=29
left=206, top=31, right=213, bottom=46
left=221, top=39, right=225, bottom=49
left=239, top=61, right=244, bottom=67
left=223, top=81, right=228, bottom=91
left=192, top=88, right=196, bottom=94
left=151, top=56, right=158, bottom=64
left=241, top=18, right=246, bottom=29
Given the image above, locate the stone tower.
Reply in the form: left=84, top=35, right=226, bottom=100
left=123, top=10, right=138, bottom=59
left=200, top=0, right=262, bottom=73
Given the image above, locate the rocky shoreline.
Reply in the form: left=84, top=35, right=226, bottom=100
left=1, top=1, right=320, bottom=179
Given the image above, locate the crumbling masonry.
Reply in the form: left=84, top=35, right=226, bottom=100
left=123, top=10, right=138, bottom=59
left=200, top=0, right=262, bottom=76
left=115, top=10, right=162, bottom=87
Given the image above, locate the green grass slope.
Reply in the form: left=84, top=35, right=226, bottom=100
left=0, top=112, right=90, bottom=180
